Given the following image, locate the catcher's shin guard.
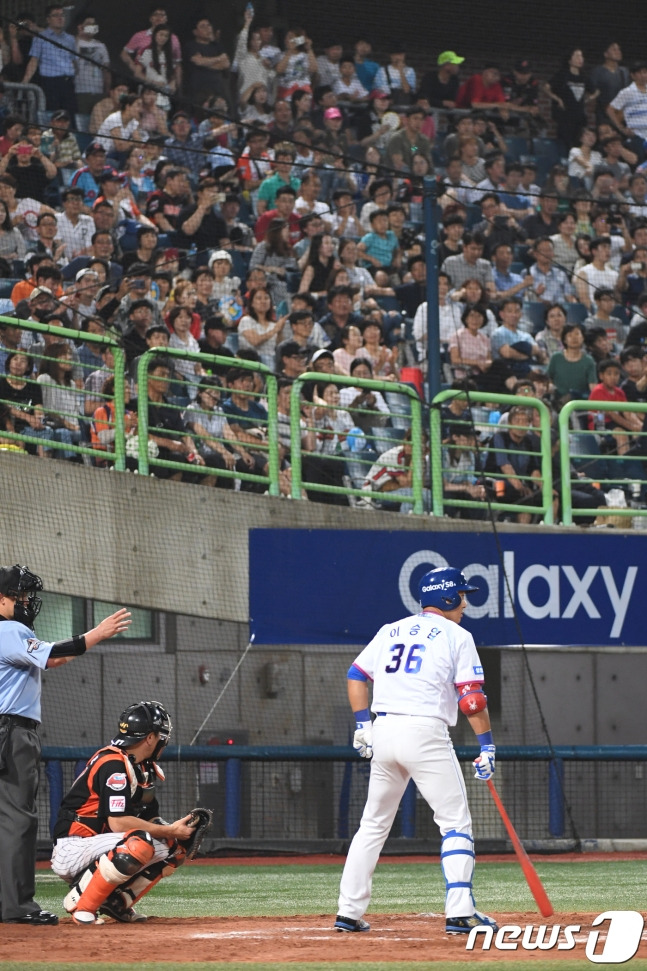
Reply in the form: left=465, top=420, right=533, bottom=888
left=72, top=831, right=155, bottom=916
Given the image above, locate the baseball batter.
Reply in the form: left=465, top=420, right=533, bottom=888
left=51, top=701, right=202, bottom=924
left=335, top=566, right=498, bottom=935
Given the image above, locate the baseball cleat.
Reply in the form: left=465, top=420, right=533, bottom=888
left=4, top=910, right=59, bottom=925
left=446, top=911, right=498, bottom=934
left=99, top=899, right=147, bottom=923
left=72, top=910, right=105, bottom=926
left=334, top=915, right=370, bottom=932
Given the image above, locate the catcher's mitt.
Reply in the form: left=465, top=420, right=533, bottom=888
left=184, top=807, right=213, bottom=860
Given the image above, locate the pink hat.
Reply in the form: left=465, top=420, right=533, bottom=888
left=324, top=107, right=342, bottom=120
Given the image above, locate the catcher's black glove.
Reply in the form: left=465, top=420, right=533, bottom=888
left=183, top=807, right=213, bottom=860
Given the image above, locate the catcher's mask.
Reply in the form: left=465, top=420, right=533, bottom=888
left=112, top=700, right=172, bottom=759
left=0, top=564, right=43, bottom=628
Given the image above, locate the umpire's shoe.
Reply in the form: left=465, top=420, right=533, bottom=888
left=4, top=910, right=59, bottom=925
left=446, top=911, right=498, bottom=934
left=334, top=915, right=370, bottom=932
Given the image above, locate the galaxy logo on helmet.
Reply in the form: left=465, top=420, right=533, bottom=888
left=418, top=567, right=479, bottom=611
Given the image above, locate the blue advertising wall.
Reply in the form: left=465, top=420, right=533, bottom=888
left=249, top=529, right=645, bottom=647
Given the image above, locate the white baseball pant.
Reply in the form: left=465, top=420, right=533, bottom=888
left=51, top=833, right=172, bottom=883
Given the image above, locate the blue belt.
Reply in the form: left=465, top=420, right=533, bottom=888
left=376, top=712, right=387, bottom=716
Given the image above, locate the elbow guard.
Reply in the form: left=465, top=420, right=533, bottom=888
left=48, top=634, right=87, bottom=659
left=457, top=682, right=487, bottom=715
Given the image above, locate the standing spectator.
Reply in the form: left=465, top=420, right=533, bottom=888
left=374, top=44, right=416, bottom=107
left=0, top=565, right=130, bottom=925
left=591, top=42, right=630, bottom=125
left=134, top=23, right=180, bottom=113
left=73, top=15, right=110, bottom=131
left=353, top=38, right=380, bottom=94
left=418, top=51, right=464, bottom=110
left=185, top=17, right=230, bottom=105
left=120, top=7, right=181, bottom=81
left=22, top=4, right=78, bottom=117
left=276, top=29, right=317, bottom=102
left=544, top=49, right=598, bottom=150
left=607, top=62, right=647, bottom=145
left=235, top=8, right=275, bottom=110
left=316, top=42, right=343, bottom=89
left=3, top=16, right=41, bottom=84
left=40, top=110, right=81, bottom=182
left=501, top=59, right=541, bottom=134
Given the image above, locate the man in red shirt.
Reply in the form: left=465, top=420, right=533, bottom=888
left=254, top=186, right=301, bottom=245
left=588, top=358, right=642, bottom=456
left=456, top=64, right=507, bottom=119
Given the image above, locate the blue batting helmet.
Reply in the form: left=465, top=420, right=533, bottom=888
left=418, top=566, right=479, bottom=611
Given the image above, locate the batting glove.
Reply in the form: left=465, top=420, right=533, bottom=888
left=473, top=744, right=496, bottom=781
left=352, top=709, right=373, bottom=759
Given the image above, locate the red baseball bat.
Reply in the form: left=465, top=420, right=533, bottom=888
left=487, top=778, right=554, bottom=917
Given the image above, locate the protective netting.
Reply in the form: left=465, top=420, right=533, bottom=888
left=2, top=2, right=646, bottom=853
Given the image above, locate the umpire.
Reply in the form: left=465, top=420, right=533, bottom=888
left=0, top=564, right=130, bottom=925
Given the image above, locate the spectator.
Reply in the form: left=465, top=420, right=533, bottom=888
left=501, top=58, right=542, bottom=134
left=178, top=177, right=229, bottom=253
left=235, top=8, right=275, bottom=110
left=40, top=110, right=82, bottom=181
left=133, top=23, right=180, bottom=112
left=268, top=99, right=294, bottom=145
left=588, top=357, right=642, bottom=455
left=208, top=249, right=242, bottom=314
left=360, top=317, right=398, bottom=378
left=574, top=236, right=619, bottom=308
left=550, top=211, right=579, bottom=275
left=374, top=44, right=416, bottom=107
left=361, top=428, right=429, bottom=513
left=448, top=304, right=493, bottom=383
left=523, top=193, right=560, bottom=239
left=36, top=341, right=82, bottom=458
left=222, top=365, right=274, bottom=490
left=418, top=50, right=464, bottom=110
left=300, top=379, right=352, bottom=504
left=163, top=111, right=204, bottom=184
left=257, top=144, right=299, bottom=215
left=276, top=339, right=310, bottom=379
left=97, top=93, right=144, bottom=168
left=183, top=376, right=254, bottom=486
left=332, top=323, right=369, bottom=374
left=145, top=357, right=205, bottom=482
left=120, top=7, right=181, bottom=79
left=441, top=231, right=495, bottom=296
left=585, top=325, right=619, bottom=366
left=298, top=231, right=338, bottom=300
left=0, top=198, right=26, bottom=261
left=279, top=309, right=320, bottom=359
left=56, top=187, right=94, bottom=261
left=584, top=288, right=626, bottom=343
left=528, top=237, right=576, bottom=305
left=536, top=303, right=567, bottom=358
left=472, top=191, right=525, bottom=259
left=89, top=79, right=130, bottom=135
left=238, top=287, right=288, bottom=369
left=276, top=29, right=317, bottom=101
left=442, top=425, right=487, bottom=517
left=185, top=16, right=230, bottom=105
left=0, top=116, right=24, bottom=158
left=545, top=48, right=598, bottom=150
left=486, top=405, right=544, bottom=523
left=547, top=322, right=597, bottom=401
left=0, top=131, right=57, bottom=203
left=0, top=351, right=54, bottom=457
left=384, top=105, right=433, bottom=170
left=607, top=61, right=647, bottom=145
left=250, top=217, right=298, bottom=307
left=491, top=297, right=546, bottom=382
left=73, top=15, right=110, bottom=130
left=358, top=209, right=401, bottom=280
left=69, top=142, right=113, bottom=207
left=620, top=346, right=647, bottom=404
left=146, top=167, right=190, bottom=233
left=491, top=242, right=533, bottom=302
left=456, top=63, right=506, bottom=115
left=121, top=226, right=159, bottom=273
left=353, top=38, right=380, bottom=93
left=591, top=42, right=630, bottom=125
left=167, top=305, right=203, bottom=401
left=22, top=4, right=78, bottom=116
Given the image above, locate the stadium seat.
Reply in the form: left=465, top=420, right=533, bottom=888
left=76, top=131, right=95, bottom=155
left=376, top=295, right=400, bottom=313
left=510, top=261, right=526, bottom=274
left=522, top=302, right=546, bottom=333
left=0, top=279, right=21, bottom=299
left=463, top=205, right=482, bottom=229
left=230, top=249, right=251, bottom=283
left=505, top=136, right=531, bottom=162
left=566, top=302, right=589, bottom=324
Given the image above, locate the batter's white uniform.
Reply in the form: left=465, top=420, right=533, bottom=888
left=337, top=610, right=485, bottom=920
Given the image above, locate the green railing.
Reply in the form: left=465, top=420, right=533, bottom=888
left=0, top=314, right=126, bottom=470
left=135, top=348, right=281, bottom=495
left=430, top=390, right=555, bottom=524
left=558, top=399, right=647, bottom=526
left=289, top=372, right=425, bottom=513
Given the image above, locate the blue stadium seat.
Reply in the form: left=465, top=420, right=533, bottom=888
left=230, top=249, right=251, bottom=284
left=375, top=295, right=400, bottom=313
left=0, top=279, right=21, bottom=299
left=566, top=302, right=589, bottom=324
left=522, top=302, right=546, bottom=333
left=510, top=261, right=526, bottom=274
left=463, top=205, right=482, bottom=229
left=505, top=137, right=530, bottom=162
left=76, top=131, right=95, bottom=155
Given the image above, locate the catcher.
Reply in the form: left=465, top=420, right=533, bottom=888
left=51, top=700, right=212, bottom=925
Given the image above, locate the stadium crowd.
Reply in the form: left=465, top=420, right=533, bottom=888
left=0, top=4, right=647, bottom=521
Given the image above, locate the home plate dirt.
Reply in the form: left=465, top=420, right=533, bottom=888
left=3, top=912, right=646, bottom=963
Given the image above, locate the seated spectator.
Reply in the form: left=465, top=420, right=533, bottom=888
left=473, top=153, right=506, bottom=197
left=40, top=110, right=82, bottom=181
left=338, top=237, right=392, bottom=300
left=222, top=365, right=275, bottom=490
left=441, top=231, right=495, bottom=296
left=485, top=405, right=544, bottom=523
left=535, top=303, right=567, bottom=358
left=298, top=232, right=338, bottom=301
left=550, top=211, right=579, bottom=275
left=220, top=192, right=255, bottom=251
left=163, top=111, right=205, bottom=185
left=300, top=379, right=352, bottom=505
left=491, top=297, right=546, bottom=384
left=11, top=258, right=63, bottom=308
left=56, top=187, right=95, bottom=261
left=361, top=429, right=430, bottom=513
left=0, top=116, right=26, bottom=158
left=166, top=305, right=203, bottom=401
left=529, top=237, right=576, bottom=305
left=97, top=93, right=144, bottom=168
left=625, top=174, right=647, bottom=223
left=620, top=347, right=647, bottom=403
left=275, top=339, right=309, bottom=379
left=206, top=249, right=242, bottom=319
left=330, top=189, right=362, bottom=239
left=254, top=184, right=301, bottom=246
left=574, top=236, right=619, bottom=308
left=178, top=177, right=229, bottom=253
left=0, top=175, right=52, bottom=246
left=256, top=145, right=299, bottom=216
left=146, top=167, right=191, bottom=233
left=457, top=64, right=506, bottom=115
left=523, top=193, right=561, bottom=239
left=360, top=317, right=399, bottom=378
left=338, top=357, right=389, bottom=420
left=144, top=356, right=206, bottom=482
left=198, top=316, right=236, bottom=374
left=442, top=425, right=487, bottom=518
left=0, top=129, right=57, bottom=203
left=547, top=323, right=597, bottom=402
left=497, top=163, right=535, bottom=219
left=69, top=142, right=113, bottom=207
left=138, top=88, right=170, bottom=139
left=286, top=304, right=328, bottom=350
left=249, top=217, right=298, bottom=308
left=585, top=324, right=619, bottom=366
left=0, top=198, right=26, bottom=262
left=238, top=287, right=288, bottom=369
left=121, top=226, right=159, bottom=274
left=395, top=256, right=427, bottom=318
left=294, top=168, right=331, bottom=226
left=491, top=242, right=533, bottom=302
left=184, top=376, right=255, bottom=487
left=358, top=209, right=401, bottom=280
left=332, top=323, right=369, bottom=375
left=584, top=288, right=626, bottom=343
left=317, top=285, right=362, bottom=349
left=448, top=304, right=493, bottom=383
left=0, top=351, right=54, bottom=457
left=437, top=212, right=466, bottom=264
left=36, top=342, right=82, bottom=459
left=472, top=191, right=526, bottom=259
left=588, top=357, right=642, bottom=455
left=384, top=105, right=433, bottom=170
left=89, top=374, right=137, bottom=466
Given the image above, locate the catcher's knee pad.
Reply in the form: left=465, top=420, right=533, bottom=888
left=105, top=830, right=155, bottom=879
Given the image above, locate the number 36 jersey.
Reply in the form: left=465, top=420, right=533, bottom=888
left=352, top=612, right=484, bottom=725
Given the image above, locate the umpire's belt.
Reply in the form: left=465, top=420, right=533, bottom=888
left=0, top=713, right=39, bottom=730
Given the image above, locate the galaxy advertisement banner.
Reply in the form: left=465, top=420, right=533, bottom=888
left=249, top=529, right=644, bottom=647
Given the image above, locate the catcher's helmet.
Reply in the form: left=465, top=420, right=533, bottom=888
left=418, top=566, right=479, bottom=611
left=112, top=701, right=172, bottom=750
left=0, top=564, right=43, bottom=628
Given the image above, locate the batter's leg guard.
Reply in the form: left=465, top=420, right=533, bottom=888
left=69, top=831, right=155, bottom=920
left=440, top=830, right=476, bottom=918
